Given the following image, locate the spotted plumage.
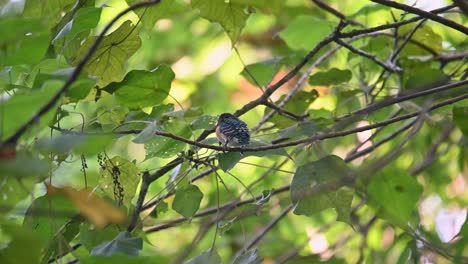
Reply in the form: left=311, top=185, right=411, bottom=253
left=216, top=113, right=250, bottom=148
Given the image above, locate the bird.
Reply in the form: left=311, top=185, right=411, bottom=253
left=215, top=113, right=250, bottom=150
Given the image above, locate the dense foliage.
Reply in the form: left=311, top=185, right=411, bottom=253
left=0, top=0, right=467, bottom=263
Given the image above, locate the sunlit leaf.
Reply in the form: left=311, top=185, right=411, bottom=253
left=398, top=24, right=443, bottom=56
left=72, top=20, right=141, bottom=86
left=172, top=184, right=203, bottom=218
left=107, top=66, right=174, bottom=109
left=367, top=169, right=423, bottom=225
left=128, top=0, right=178, bottom=30
left=192, top=0, right=249, bottom=45
left=279, top=16, right=335, bottom=51
left=96, top=95, right=129, bottom=126
left=99, top=156, right=140, bottom=207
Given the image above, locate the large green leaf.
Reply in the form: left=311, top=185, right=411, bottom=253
left=107, top=65, right=174, bottom=109
left=266, top=90, right=319, bottom=128
left=290, top=155, right=353, bottom=224
left=367, top=169, right=423, bottom=226
left=128, top=0, right=178, bottom=30
left=191, top=0, right=249, bottom=45
left=404, top=68, right=449, bottom=90
left=72, top=20, right=141, bottom=86
left=99, top=156, right=140, bottom=207
left=398, top=24, right=443, bottom=56
left=172, top=184, right=203, bottom=218
left=279, top=16, right=335, bottom=51
left=35, top=134, right=115, bottom=155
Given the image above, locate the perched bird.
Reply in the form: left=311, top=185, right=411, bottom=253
left=216, top=113, right=250, bottom=149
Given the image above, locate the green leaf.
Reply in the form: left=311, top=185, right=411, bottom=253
left=23, top=195, right=79, bottom=245
left=398, top=24, right=443, bottom=56
left=218, top=140, right=291, bottom=172
left=279, top=16, right=335, bottom=51
left=99, top=156, right=140, bottom=207
left=144, top=121, right=192, bottom=159
left=267, top=90, right=319, bottom=128
left=404, top=68, right=449, bottom=90
left=453, top=106, right=468, bottom=136
left=241, top=58, right=284, bottom=87
left=108, top=66, right=174, bottom=109
left=90, top=231, right=142, bottom=257
left=367, top=169, right=423, bottom=226
left=96, top=95, right=129, bottom=126
left=184, top=249, right=221, bottom=264
left=0, top=17, right=50, bottom=66
left=0, top=83, right=60, bottom=140
left=80, top=226, right=121, bottom=251
left=290, top=155, right=353, bottom=223
left=232, top=249, right=262, bottom=264
left=190, top=115, right=217, bottom=130
left=172, top=184, right=203, bottom=218
left=54, top=7, right=102, bottom=41
left=72, top=20, right=141, bottom=86
left=0, top=222, right=44, bottom=264
left=132, top=122, right=158, bottom=144
left=192, top=0, right=249, bottom=45
left=128, top=0, right=177, bottom=30
left=81, top=255, right=170, bottom=264
left=35, top=134, right=115, bottom=155
left=309, top=68, right=352, bottom=86
left=150, top=200, right=168, bottom=218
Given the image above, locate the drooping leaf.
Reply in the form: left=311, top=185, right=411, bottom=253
left=144, top=121, right=192, bottom=159
left=279, top=16, right=335, bottom=51
left=90, top=231, right=142, bottom=257
left=367, top=169, right=423, bottom=226
left=290, top=155, right=353, bottom=223
left=99, top=156, right=140, bottom=207
left=309, top=68, right=352, bottom=86
left=191, top=0, right=249, bottom=45
left=232, top=249, right=262, bottom=264
left=172, top=184, right=203, bottom=218
left=184, top=249, right=221, bottom=264
left=453, top=106, right=468, bottom=136
left=132, top=122, right=158, bottom=144
left=72, top=20, right=141, bottom=86
left=107, top=66, right=174, bottom=109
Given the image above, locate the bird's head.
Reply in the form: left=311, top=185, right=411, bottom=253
left=218, top=113, right=236, bottom=123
